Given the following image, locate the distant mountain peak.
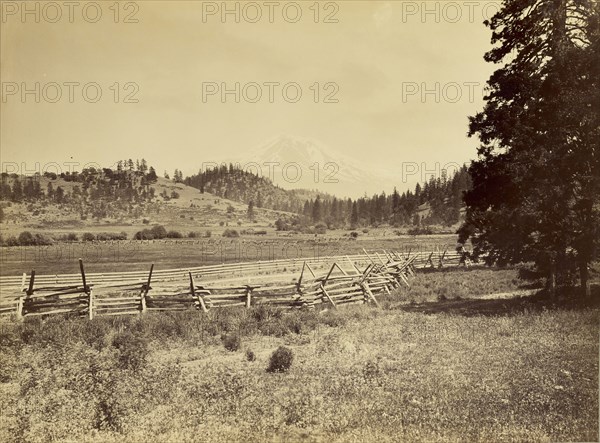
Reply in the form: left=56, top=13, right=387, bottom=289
left=224, top=134, right=395, bottom=198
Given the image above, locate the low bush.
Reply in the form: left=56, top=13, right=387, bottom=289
left=82, top=232, right=96, bottom=242
left=2, top=235, right=19, bottom=247
left=408, top=226, right=434, bottom=235
left=112, top=331, right=149, bottom=370
left=315, top=222, right=327, bottom=235
left=222, top=229, right=239, bottom=238
left=135, top=224, right=168, bottom=240
left=95, top=232, right=128, bottom=241
left=222, top=333, right=241, bottom=352
left=17, top=231, right=53, bottom=246
left=267, top=346, right=294, bottom=373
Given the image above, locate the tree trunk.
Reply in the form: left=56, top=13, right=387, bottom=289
left=579, top=260, right=591, bottom=298
left=547, top=263, right=557, bottom=298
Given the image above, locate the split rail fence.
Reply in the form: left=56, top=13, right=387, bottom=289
left=0, top=248, right=470, bottom=321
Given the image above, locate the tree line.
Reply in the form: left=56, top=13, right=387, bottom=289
left=0, top=159, right=159, bottom=221
left=297, top=166, right=471, bottom=229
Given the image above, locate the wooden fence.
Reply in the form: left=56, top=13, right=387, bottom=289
left=0, top=248, right=470, bottom=321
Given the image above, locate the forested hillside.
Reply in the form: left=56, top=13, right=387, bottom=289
left=0, top=159, right=159, bottom=221
left=183, top=164, right=316, bottom=213
left=0, top=160, right=472, bottom=232
left=286, top=165, right=472, bottom=230
left=183, top=163, right=471, bottom=230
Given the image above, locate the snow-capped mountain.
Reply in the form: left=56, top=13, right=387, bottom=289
left=222, top=135, right=394, bottom=198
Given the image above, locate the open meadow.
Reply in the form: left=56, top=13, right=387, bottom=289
left=0, top=234, right=458, bottom=276
left=0, top=266, right=597, bottom=443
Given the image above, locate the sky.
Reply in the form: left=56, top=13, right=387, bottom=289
left=1, top=0, right=500, bottom=192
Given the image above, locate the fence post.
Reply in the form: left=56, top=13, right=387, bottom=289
left=438, top=246, right=448, bottom=268
left=88, top=289, right=94, bottom=320
left=361, top=282, right=381, bottom=308
left=320, top=284, right=336, bottom=309
left=79, top=258, right=88, bottom=292
left=15, top=297, right=24, bottom=321
left=27, top=270, right=36, bottom=296
left=189, top=272, right=208, bottom=313
left=140, top=264, right=153, bottom=314
left=79, top=259, right=94, bottom=320
left=17, top=270, right=36, bottom=321
left=245, top=286, right=252, bottom=309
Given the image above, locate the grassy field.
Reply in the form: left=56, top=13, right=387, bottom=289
left=0, top=267, right=597, bottom=442
left=0, top=235, right=459, bottom=276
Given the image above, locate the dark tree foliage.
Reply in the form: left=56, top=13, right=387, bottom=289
left=184, top=164, right=307, bottom=213
left=301, top=166, right=471, bottom=228
left=459, top=0, right=600, bottom=296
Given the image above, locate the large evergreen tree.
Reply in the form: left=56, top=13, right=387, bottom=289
left=460, top=0, right=599, bottom=296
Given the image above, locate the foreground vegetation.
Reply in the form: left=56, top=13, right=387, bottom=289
left=0, top=267, right=597, bottom=442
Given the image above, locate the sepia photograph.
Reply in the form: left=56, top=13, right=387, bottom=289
left=0, top=0, right=598, bottom=441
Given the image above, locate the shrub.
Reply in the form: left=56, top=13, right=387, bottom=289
left=408, top=226, right=434, bottom=235
left=222, top=228, right=239, bottom=238
left=4, top=235, right=19, bottom=247
left=267, top=346, right=294, bottom=373
left=112, top=331, right=149, bottom=370
left=350, top=231, right=359, bottom=239
left=188, top=231, right=198, bottom=238
left=315, top=222, right=327, bottom=235
left=245, top=349, right=256, bottom=362
left=142, top=218, right=150, bottom=224
left=134, top=230, right=153, bottom=240
left=222, top=333, right=241, bottom=352
left=362, top=360, right=382, bottom=384
left=150, top=225, right=167, bottom=239
left=362, top=228, right=369, bottom=233
left=204, top=230, right=212, bottom=238
left=95, top=232, right=122, bottom=241
left=34, top=233, right=53, bottom=245
left=82, top=232, right=96, bottom=242
left=16, top=232, right=53, bottom=246
left=18, top=231, right=35, bottom=245
left=166, top=230, right=183, bottom=239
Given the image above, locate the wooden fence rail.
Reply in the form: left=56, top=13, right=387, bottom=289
left=0, top=249, right=471, bottom=321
